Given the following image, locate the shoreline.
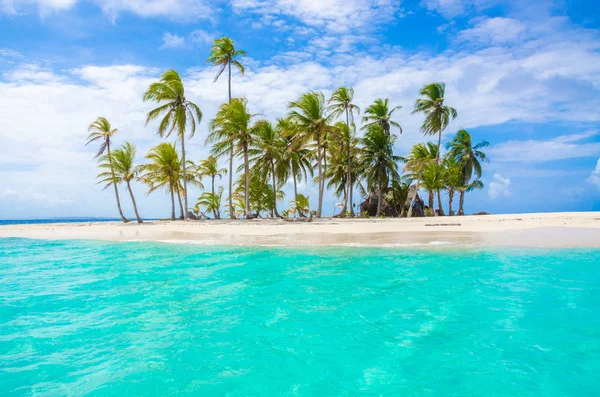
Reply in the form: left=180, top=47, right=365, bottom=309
left=1, top=212, right=599, bottom=249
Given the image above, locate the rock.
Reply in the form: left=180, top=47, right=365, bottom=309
left=187, top=211, right=198, bottom=220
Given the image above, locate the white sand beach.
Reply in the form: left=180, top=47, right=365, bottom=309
left=1, top=212, right=599, bottom=248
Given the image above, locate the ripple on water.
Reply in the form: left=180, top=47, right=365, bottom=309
left=0, top=239, right=599, bottom=396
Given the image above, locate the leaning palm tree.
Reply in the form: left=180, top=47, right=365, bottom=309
left=360, top=125, right=401, bottom=217
left=138, top=142, right=181, bottom=221
left=196, top=187, right=224, bottom=219
left=328, top=87, right=361, bottom=216
left=207, top=98, right=258, bottom=218
left=143, top=69, right=203, bottom=220
left=249, top=121, right=287, bottom=218
left=412, top=82, right=457, bottom=160
left=86, top=117, right=128, bottom=222
left=362, top=98, right=402, bottom=136
left=196, top=155, right=227, bottom=218
left=288, top=91, right=336, bottom=217
left=97, top=142, right=143, bottom=223
left=446, top=129, right=488, bottom=215
left=207, top=36, right=246, bottom=218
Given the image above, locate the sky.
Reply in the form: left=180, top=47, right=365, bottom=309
left=1, top=0, right=600, bottom=219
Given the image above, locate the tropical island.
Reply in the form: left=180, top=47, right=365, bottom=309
left=84, top=36, right=487, bottom=223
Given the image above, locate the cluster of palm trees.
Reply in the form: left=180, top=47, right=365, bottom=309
left=86, top=36, right=488, bottom=223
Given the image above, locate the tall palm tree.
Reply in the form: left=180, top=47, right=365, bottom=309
left=196, top=155, right=227, bottom=218
left=403, top=142, right=438, bottom=217
left=143, top=69, right=202, bottom=220
left=86, top=117, right=128, bottom=222
left=207, top=98, right=258, bottom=218
left=360, top=125, right=401, bottom=217
left=325, top=122, right=360, bottom=216
left=97, top=142, right=143, bottom=223
left=278, top=117, right=314, bottom=218
left=207, top=36, right=246, bottom=219
left=138, top=142, right=181, bottom=221
left=249, top=121, right=287, bottom=217
left=412, top=82, right=457, bottom=160
left=288, top=91, right=336, bottom=218
left=328, top=87, right=360, bottom=216
left=362, top=98, right=402, bottom=136
left=443, top=156, right=463, bottom=216
left=446, top=128, right=488, bottom=215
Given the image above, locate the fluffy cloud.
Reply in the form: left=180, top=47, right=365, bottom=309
left=458, top=17, right=526, bottom=44
left=422, top=0, right=499, bottom=18
left=231, top=0, right=401, bottom=33
left=1, top=0, right=77, bottom=13
left=161, top=33, right=186, bottom=49
left=488, top=173, right=511, bottom=199
left=488, top=132, right=600, bottom=163
left=587, top=159, right=600, bottom=191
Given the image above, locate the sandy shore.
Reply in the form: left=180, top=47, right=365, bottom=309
left=1, top=212, right=599, bottom=249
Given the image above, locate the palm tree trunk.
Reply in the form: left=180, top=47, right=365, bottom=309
left=271, top=159, right=280, bottom=218
left=345, top=108, right=353, bottom=217
left=448, top=190, right=454, bottom=216
left=428, top=191, right=434, bottom=213
left=407, top=177, right=421, bottom=218
left=228, top=61, right=232, bottom=104
left=437, top=190, right=445, bottom=216
left=458, top=190, right=465, bottom=216
left=181, top=136, right=189, bottom=220
left=175, top=183, right=184, bottom=220
left=437, top=130, right=442, bottom=162
left=339, top=186, right=347, bottom=216
left=107, top=141, right=128, bottom=223
left=211, top=175, right=217, bottom=219
left=244, top=143, right=251, bottom=218
left=316, top=134, right=323, bottom=218
left=376, top=186, right=382, bottom=217
left=169, top=182, right=176, bottom=221
left=126, top=180, right=143, bottom=223
left=228, top=147, right=235, bottom=219
left=293, top=172, right=299, bottom=218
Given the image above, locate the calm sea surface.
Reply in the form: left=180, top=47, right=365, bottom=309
left=1, top=238, right=599, bottom=396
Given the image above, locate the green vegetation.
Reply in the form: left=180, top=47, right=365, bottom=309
left=86, top=36, right=488, bottom=221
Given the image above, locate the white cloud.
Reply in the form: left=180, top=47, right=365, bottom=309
left=587, top=158, right=600, bottom=190
left=190, top=29, right=215, bottom=46
left=489, top=131, right=600, bottom=163
left=1, top=0, right=77, bottom=14
left=161, top=33, right=186, bottom=49
left=488, top=173, right=511, bottom=199
left=458, top=17, right=526, bottom=44
left=422, top=0, right=499, bottom=18
left=231, top=0, right=401, bottom=33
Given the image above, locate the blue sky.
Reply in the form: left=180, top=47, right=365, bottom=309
left=1, top=0, right=600, bottom=219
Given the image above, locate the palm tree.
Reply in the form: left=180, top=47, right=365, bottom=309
left=288, top=91, right=336, bottom=218
left=446, top=129, right=489, bottom=215
left=278, top=117, right=313, bottom=218
left=86, top=117, right=128, bottom=222
left=207, top=98, right=258, bottom=218
left=412, top=82, right=457, bottom=160
left=403, top=142, right=438, bottom=217
left=325, top=122, right=360, bottom=216
left=138, top=142, right=181, bottom=221
left=234, top=173, right=283, bottom=218
left=328, top=87, right=361, bottom=216
left=143, top=69, right=202, bottom=220
left=360, top=125, right=401, bottom=217
left=457, top=180, right=485, bottom=215
left=421, top=161, right=446, bottom=216
left=444, top=156, right=463, bottom=216
left=249, top=121, right=287, bottom=217
left=362, top=98, right=402, bottom=136
left=196, top=155, right=227, bottom=218
left=207, top=36, right=246, bottom=218
left=196, top=187, right=223, bottom=219
left=290, top=193, right=311, bottom=218
left=97, top=142, right=143, bottom=223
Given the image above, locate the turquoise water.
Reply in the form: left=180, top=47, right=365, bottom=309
left=1, top=238, right=599, bottom=396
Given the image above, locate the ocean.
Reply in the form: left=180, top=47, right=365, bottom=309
left=1, top=238, right=599, bottom=396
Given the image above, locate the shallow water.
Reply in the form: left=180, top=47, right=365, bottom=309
left=1, top=238, right=599, bottom=396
